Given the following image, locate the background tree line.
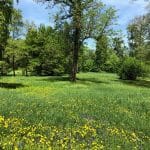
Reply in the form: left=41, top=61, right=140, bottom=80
left=0, top=0, right=149, bottom=81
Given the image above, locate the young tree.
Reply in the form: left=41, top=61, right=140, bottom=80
left=5, top=39, right=28, bottom=76
left=7, top=9, right=23, bottom=76
left=95, top=35, right=109, bottom=71
left=5, top=39, right=18, bottom=76
left=112, top=37, right=124, bottom=58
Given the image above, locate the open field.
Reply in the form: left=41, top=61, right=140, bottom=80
left=0, top=73, right=150, bottom=149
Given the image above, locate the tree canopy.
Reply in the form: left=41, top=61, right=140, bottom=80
left=35, top=0, right=116, bottom=81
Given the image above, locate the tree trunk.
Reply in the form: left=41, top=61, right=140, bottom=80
left=70, top=1, right=82, bottom=82
left=0, top=46, right=4, bottom=76
left=25, top=67, right=28, bottom=76
left=0, top=49, right=3, bottom=61
left=12, top=54, right=16, bottom=76
left=25, top=55, right=28, bottom=76
left=0, top=46, right=4, bottom=61
left=70, top=27, right=80, bottom=82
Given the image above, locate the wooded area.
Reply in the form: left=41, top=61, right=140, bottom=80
left=0, top=0, right=149, bottom=81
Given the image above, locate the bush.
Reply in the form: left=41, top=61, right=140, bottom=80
left=119, top=57, right=145, bottom=80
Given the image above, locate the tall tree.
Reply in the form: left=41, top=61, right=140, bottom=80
left=0, top=0, right=13, bottom=61
left=127, top=12, right=150, bottom=62
left=9, top=9, right=23, bottom=76
left=10, top=9, right=23, bottom=39
left=36, top=0, right=116, bottom=81
left=5, top=39, right=29, bottom=76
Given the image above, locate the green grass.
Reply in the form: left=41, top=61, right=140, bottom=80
left=0, top=72, right=150, bottom=149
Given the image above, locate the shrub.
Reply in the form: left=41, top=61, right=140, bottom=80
left=119, top=57, right=145, bottom=80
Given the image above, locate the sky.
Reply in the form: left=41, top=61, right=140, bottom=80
left=14, top=0, right=149, bottom=49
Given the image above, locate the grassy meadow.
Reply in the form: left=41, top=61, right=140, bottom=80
left=0, top=72, right=150, bottom=149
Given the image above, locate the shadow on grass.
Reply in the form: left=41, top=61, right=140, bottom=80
left=0, top=82, right=25, bottom=89
left=40, top=76, right=70, bottom=82
left=119, top=79, right=150, bottom=88
left=77, top=77, right=108, bottom=84
left=39, top=76, right=108, bottom=85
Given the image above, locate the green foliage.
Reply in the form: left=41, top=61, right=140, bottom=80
left=119, top=57, right=145, bottom=80
left=5, top=39, right=29, bottom=75
left=134, top=45, right=150, bottom=63
left=37, top=37, right=66, bottom=76
left=94, top=35, right=109, bottom=71
left=112, top=37, right=125, bottom=58
left=127, top=12, right=150, bottom=62
left=78, top=47, right=95, bottom=72
left=25, top=24, right=68, bottom=76
left=0, top=61, right=9, bottom=75
left=36, top=0, right=117, bottom=81
left=0, top=0, right=13, bottom=60
left=103, top=53, right=120, bottom=73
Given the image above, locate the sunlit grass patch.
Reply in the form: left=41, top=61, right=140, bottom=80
left=0, top=73, right=150, bottom=149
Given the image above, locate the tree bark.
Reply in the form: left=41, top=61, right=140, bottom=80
left=25, top=67, right=28, bottom=76
left=71, top=27, right=80, bottom=82
left=12, top=54, right=16, bottom=76
left=70, top=1, right=82, bottom=82
left=0, top=46, right=4, bottom=76
left=0, top=46, right=4, bottom=61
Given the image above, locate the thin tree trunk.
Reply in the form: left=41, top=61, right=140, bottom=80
left=12, top=32, right=16, bottom=77
left=0, top=48, right=3, bottom=61
left=0, top=46, right=4, bottom=75
left=25, top=67, right=28, bottom=76
left=12, top=54, right=15, bottom=76
left=0, top=45, right=5, bottom=61
left=25, top=55, right=28, bottom=76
